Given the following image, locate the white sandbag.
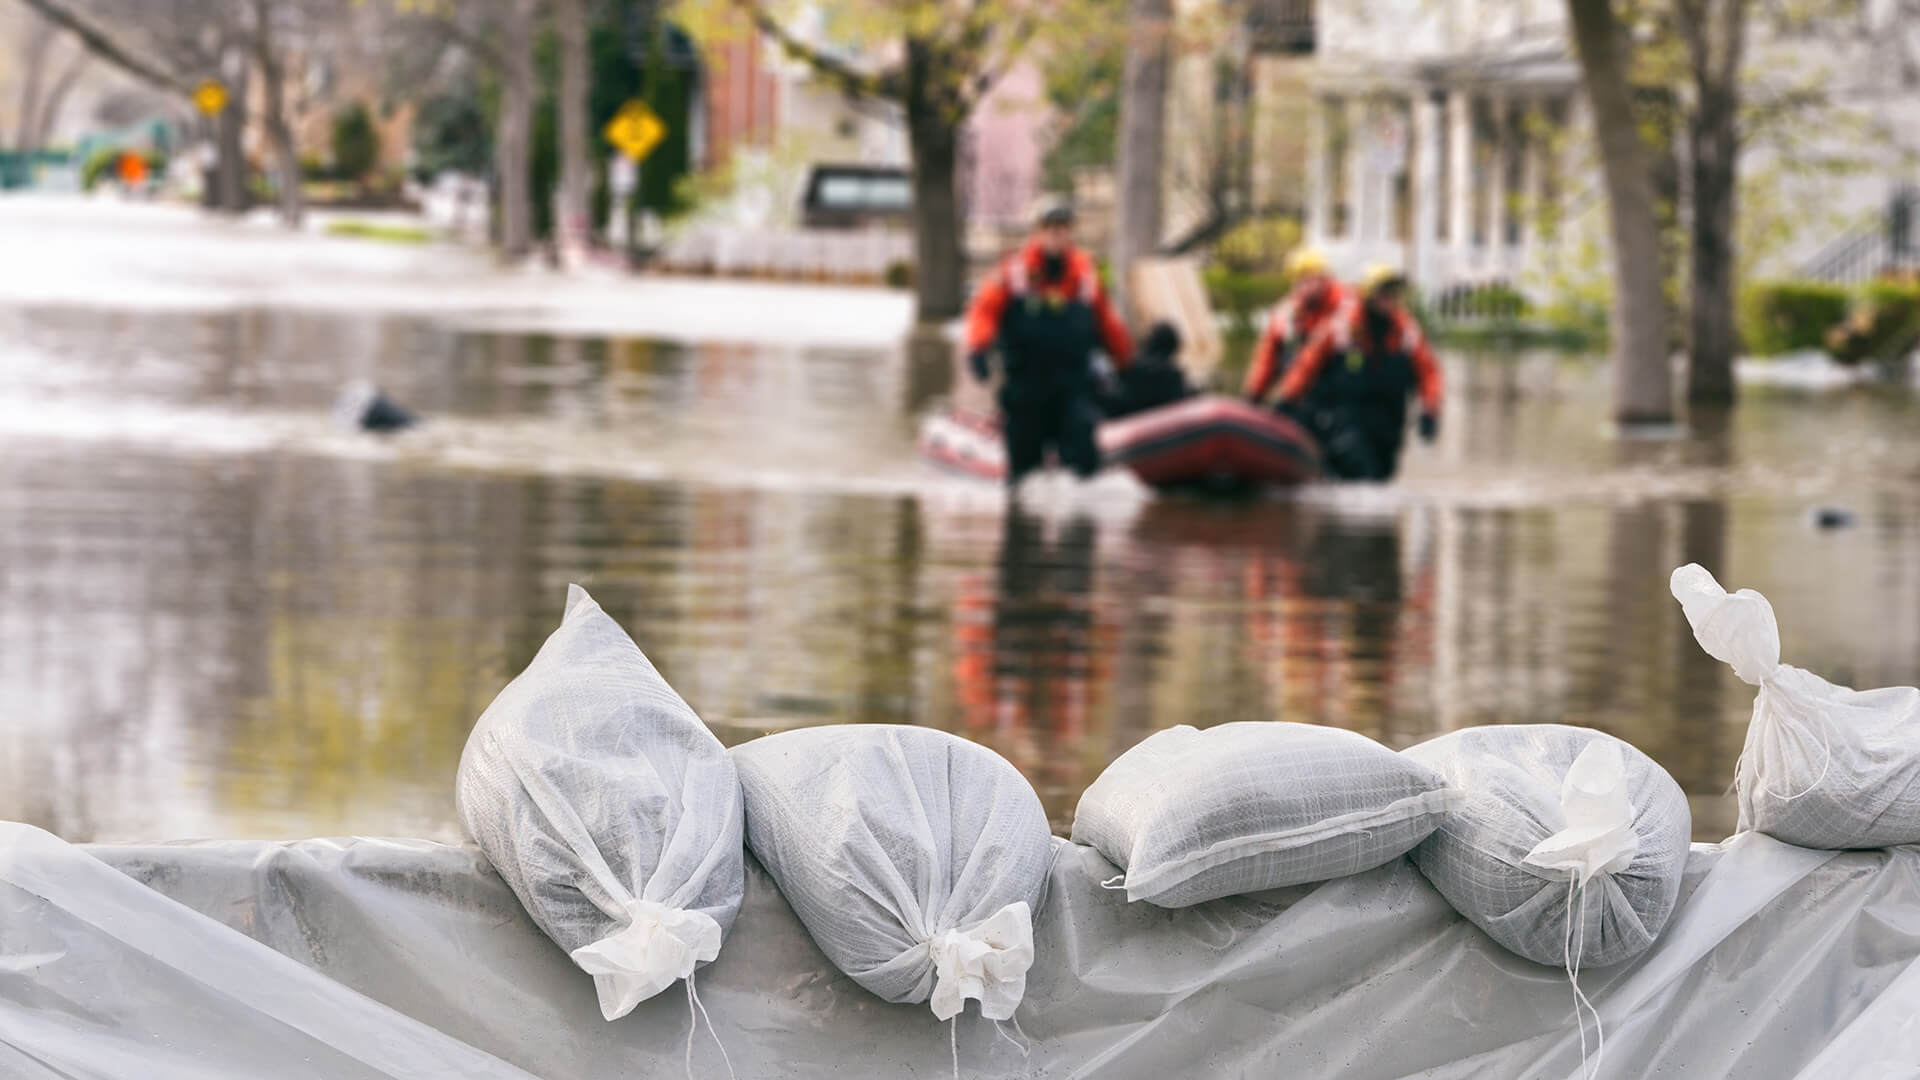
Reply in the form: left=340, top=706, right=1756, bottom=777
left=1404, top=724, right=1691, bottom=968
left=456, top=584, right=744, bottom=1021
left=731, top=725, right=1051, bottom=1021
left=1672, top=563, right=1920, bottom=849
left=1071, top=722, right=1462, bottom=907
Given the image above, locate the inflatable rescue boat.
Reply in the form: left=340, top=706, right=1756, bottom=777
left=919, top=394, right=1321, bottom=492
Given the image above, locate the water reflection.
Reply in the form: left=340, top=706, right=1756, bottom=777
left=1, top=307, right=1918, bottom=843
left=951, top=506, right=1108, bottom=822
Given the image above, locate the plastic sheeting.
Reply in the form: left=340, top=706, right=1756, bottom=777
left=7, top=820, right=1920, bottom=1078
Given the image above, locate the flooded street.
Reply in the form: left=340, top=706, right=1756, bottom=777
left=4, top=200, right=1919, bottom=844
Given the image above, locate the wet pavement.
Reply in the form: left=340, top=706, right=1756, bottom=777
left=3, top=199, right=1918, bottom=843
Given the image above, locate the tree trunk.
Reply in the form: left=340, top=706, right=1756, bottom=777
left=214, top=44, right=251, bottom=216
left=495, top=2, right=538, bottom=260
left=1113, top=0, right=1172, bottom=318
left=251, top=0, right=303, bottom=228
left=32, top=49, right=89, bottom=149
left=1567, top=0, right=1674, bottom=425
left=1682, top=0, right=1747, bottom=405
left=1639, top=87, right=1684, bottom=352
left=555, top=0, right=592, bottom=254
left=13, top=22, right=56, bottom=150
left=1687, top=97, right=1739, bottom=402
left=904, top=40, right=966, bottom=323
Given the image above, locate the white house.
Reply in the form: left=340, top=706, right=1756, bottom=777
left=1296, top=0, right=1920, bottom=295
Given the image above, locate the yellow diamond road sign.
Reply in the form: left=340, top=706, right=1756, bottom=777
left=193, top=79, right=229, bottom=117
left=604, top=100, right=666, bottom=163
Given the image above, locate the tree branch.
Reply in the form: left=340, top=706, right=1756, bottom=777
left=966, top=8, right=1045, bottom=111
left=737, top=1, right=904, bottom=100
left=33, top=46, right=92, bottom=148
left=416, top=9, right=507, bottom=72
left=1716, top=0, right=1749, bottom=89
left=15, top=0, right=192, bottom=94
left=1736, top=85, right=1833, bottom=147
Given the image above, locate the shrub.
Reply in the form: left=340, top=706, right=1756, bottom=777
left=80, top=146, right=165, bottom=190
left=1214, top=216, right=1303, bottom=275
left=331, top=101, right=380, bottom=183
left=79, top=146, right=119, bottom=190
left=1739, top=280, right=1852, bottom=357
left=1203, top=266, right=1290, bottom=333
left=1827, top=279, right=1920, bottom=366
left=882, top=260, right=913, bottom=289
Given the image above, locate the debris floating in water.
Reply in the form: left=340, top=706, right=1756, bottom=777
left=1811, top=507, right=1857, bottom=530
left=333, top=380, right=417, bottom=433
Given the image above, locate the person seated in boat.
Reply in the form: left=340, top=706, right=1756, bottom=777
left=1272, top=264, right=1442, bottom=482
left=1100, top=321, right=1192, bottom=419
left=965, top=198, right=1135, bottom=487
left=1242, top=247, right=1349, bottom=405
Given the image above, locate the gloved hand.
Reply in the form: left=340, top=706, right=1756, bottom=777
left=968, top=349, right=992, bottom=383
left=1418, top=411, right=1440, bottom=443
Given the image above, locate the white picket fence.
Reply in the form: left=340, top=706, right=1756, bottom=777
left=657, top=226, right=914, bottom=282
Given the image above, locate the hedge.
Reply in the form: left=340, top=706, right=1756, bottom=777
left=1738, top=280, right=1852, bottom=357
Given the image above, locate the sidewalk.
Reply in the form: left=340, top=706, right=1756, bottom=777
left=0, top=194, right=917, bottom=349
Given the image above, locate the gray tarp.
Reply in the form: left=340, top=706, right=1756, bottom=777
left=4, top=821, right=1920, bottom=1078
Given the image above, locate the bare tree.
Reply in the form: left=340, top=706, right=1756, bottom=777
left=12, top=18, right=58, bottom=150
left=31, top=48, right=92, bottom=149
left=496, top=0, right=539, bottom=259
left=1567, top=0, right=1675, bottom=424
left=739, top=1, right=1043, bottom=321
left=555, top=0, right=592, bottom=254
left=1675, top=0, right=1747, bottom=404
left=1112, top=0, right=1171, bottom=317
left=386, top=0, right=541, bottom=259
left=16, top=0, right=259, bottom=212
left=14, top=0, right=192, bottom=93
left=248, top=0, right=305, bottom=226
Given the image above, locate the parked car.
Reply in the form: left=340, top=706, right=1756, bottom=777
left=800, top=164, right=911, bottom=230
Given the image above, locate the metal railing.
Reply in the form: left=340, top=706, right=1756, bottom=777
left=1799, top=187, right=1919, bottom=285
left=1424, top=279, right=1528, bottom=325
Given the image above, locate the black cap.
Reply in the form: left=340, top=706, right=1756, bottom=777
left=1034, top=197, right=1076, bottom=228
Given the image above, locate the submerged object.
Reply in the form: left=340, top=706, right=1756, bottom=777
left=1812, top=506, right=1857, bottom=530
left=918, top=394, right=1320, bottom=493
left=333, top=379, right=418, bottom=433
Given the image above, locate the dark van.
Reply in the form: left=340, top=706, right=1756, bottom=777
left=800, top=164, right=912, bottom=229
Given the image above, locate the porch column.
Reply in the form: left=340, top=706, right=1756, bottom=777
left=1484, top=92, right=1509, bottom=272
left=1412, top=89, right=1443, bottom=291
left=1447, top=87, right=1473, bottom=265
left=1562, top=92, right=1588, bottom=237
left=1345, top=95, right=1367, bottom=247
left=1306, top=93, right=1331, bottom=245
left=1520, top=97, right=1546, bottom=260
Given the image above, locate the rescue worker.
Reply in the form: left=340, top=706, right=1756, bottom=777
left=1243, top=247, right=1349, bottom=404
left=1273, top=264, right=1442, bottom=482
left=1100, top=321, right=1192, bottom=419
left=965, top=199, right=1134, bottom=486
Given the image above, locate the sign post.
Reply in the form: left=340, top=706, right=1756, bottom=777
left=603, top=99, right=667, bottom=264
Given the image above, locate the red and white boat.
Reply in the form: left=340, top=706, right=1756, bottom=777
left=919, top=394, right=1321, bottom=493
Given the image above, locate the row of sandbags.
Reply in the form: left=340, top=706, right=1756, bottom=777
left=452, top=565, right=1920, bottom=1031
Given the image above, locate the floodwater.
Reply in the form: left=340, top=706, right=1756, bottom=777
left=4, top=211, right=1920, bottom=846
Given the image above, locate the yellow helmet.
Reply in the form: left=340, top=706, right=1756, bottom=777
left=1361, top=263, right=1408, bottom=295
left=1284, top=247, right=1328, bottom=278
